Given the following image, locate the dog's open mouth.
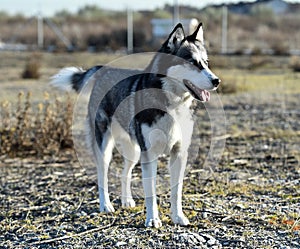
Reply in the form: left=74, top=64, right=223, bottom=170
left=183, top=79, right=210, bottom=102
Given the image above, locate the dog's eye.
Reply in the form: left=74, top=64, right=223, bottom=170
left=188, top=59, right=195, bottom=65
left=188, top=59, right=205, bottom=70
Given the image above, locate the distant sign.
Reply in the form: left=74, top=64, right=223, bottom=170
left=151, top=18, right=199, bottom=38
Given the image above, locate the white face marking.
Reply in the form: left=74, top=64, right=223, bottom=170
left=191, top=43, right=206, bottom=60
left=166, top=64, right=215, bottom=90
left=190, top=43, right=208, bottom=66
left=192, top=52, right=201, bottom=64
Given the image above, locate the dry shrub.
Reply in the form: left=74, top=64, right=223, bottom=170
left=248, top=56, right=270, bottom=70
left=251, top=47, right=263, bottom=56
left=289, top=56, right=300, bottom=72
left=217, top=78, right=238, bottom=94
left=22, top=54, right=42, bottom=79
left=271, top=43, right=289, bottom=56
left=209, top=56, right=231, bottom=69
left=0, top=92, right=73, bottom=157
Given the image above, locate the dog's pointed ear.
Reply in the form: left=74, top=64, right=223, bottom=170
left=189, top=23, right=204, bottom=43
left=161, top=23, right=185, bottom=53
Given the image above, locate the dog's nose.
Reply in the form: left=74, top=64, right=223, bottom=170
left=212, top=78, right=221, bottom=87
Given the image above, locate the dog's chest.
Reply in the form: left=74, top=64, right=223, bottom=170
left=140, top=103, right=193, bottom=155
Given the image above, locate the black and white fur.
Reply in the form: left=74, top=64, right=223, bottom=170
left=51, top=23, right=220, bottom=228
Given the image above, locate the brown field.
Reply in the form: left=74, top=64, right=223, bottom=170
left=0, top=51, right=299, bottom=248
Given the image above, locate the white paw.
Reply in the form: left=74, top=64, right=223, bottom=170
left=121, top=197, right=136, bottom=208
left=100, top=202, right=115, bottom=213
left=145, top=217, right=162, bottom=228
left=172, top=213, right=190, bottom=226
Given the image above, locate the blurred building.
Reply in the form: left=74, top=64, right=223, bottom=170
left=151, top=18, right=199, bottom=44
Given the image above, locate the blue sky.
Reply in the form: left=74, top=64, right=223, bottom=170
left=0, top=0, right=252, bottom=16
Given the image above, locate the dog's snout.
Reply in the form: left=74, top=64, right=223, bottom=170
left=212, top=78, right=221, bottom=87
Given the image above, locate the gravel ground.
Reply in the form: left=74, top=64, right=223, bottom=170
left=0, top=92, right=299, bottom=248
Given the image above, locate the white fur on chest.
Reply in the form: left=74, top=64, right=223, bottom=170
left=141, top=102, right=194, bottom=158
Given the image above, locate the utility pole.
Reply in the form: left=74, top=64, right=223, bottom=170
left=221, top=5, right=228, bottom=54
left=173, top=0, right=179, bottom=26
left=127, top=8, right=133, bottom=54
left=37, top=12, right=44, bottom=49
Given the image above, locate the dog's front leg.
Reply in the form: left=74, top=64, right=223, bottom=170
left=169, top=145, right=189, bottom=226
left=141, top=158, right=162, bottom=228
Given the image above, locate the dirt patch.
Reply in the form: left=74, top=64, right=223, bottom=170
left=0, top=92, right=299, bottom=248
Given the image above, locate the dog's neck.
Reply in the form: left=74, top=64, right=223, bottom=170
left=161, top=77, right=193, bottom=109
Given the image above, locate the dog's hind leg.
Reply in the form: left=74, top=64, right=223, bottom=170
left=169, top=142, right=190, bottom=226
left=94, top=130, right=115, bottom=213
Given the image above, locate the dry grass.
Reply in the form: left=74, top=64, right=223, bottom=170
left=0, top=91, right=73, bottom=157
left=0, top=52, right=121, bottom=158
left=217, top=69, right=300, bottom=95
left=290, top=56, right=300, bottom=72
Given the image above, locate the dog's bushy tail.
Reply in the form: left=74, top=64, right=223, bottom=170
left=50, top=65, right=102, bottom=93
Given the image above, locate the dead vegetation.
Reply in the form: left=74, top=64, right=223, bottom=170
left=290, top=56, right=300, bottom=72
left=0, top=92, right=73, bottom=157
left=21, top=54, right=42, bottom=79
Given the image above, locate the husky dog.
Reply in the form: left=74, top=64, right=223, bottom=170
left=51, top=23, right=220, bottom=228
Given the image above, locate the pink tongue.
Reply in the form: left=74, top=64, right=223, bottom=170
left=200, top=90, right=210, bottom=102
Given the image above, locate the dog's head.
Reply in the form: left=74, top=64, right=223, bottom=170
left=159, top=23, right=220, bottom=101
